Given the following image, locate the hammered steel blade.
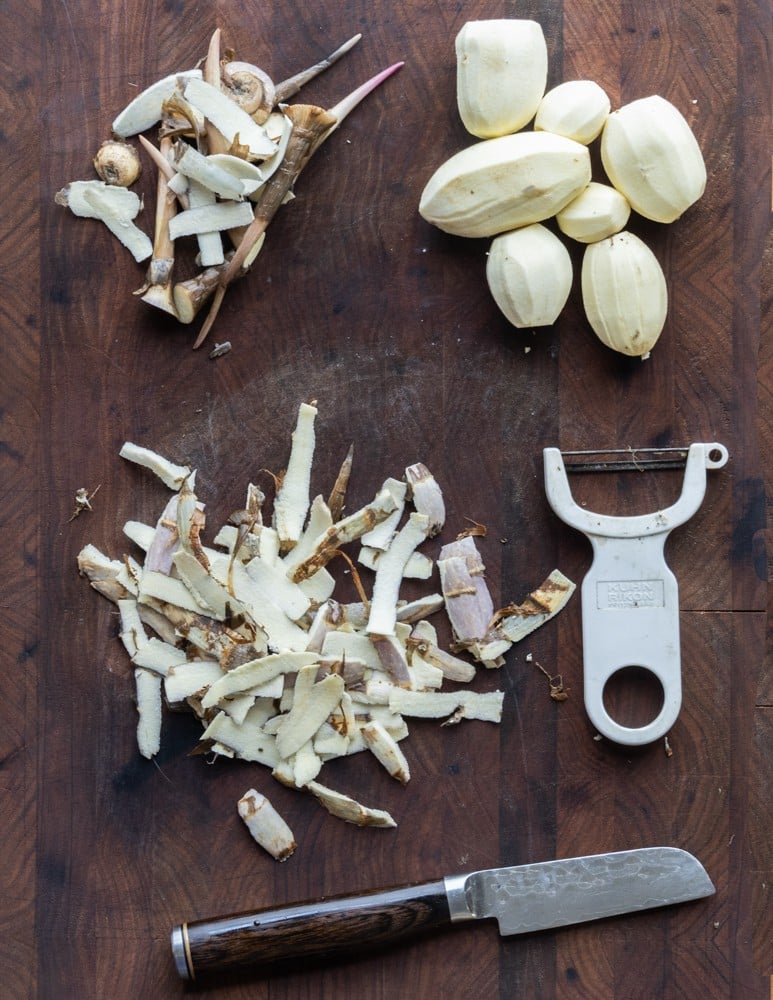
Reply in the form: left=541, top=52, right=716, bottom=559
left=453, top=847, right=715, bottom=934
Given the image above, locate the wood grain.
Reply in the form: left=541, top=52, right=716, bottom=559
left=1, top=0, right=770, bottom=996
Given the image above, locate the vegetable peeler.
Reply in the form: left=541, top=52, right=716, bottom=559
left=543, top=443, right=728, bottom=746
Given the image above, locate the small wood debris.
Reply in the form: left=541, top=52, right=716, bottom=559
left=533, top=661, right=569, bottom=701
left=69, top=484, right=101, bottom=521
left=457, top=517, right=487, bottom=540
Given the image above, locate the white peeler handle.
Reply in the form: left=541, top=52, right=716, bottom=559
left=543, top=443, right=728, bottom=746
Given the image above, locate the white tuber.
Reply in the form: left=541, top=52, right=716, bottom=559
left=534, top=80, right=611, bottom=144
left=119, top=442, right=193, bottom=490
left=56, top=181, right=152, bottom=262
left=307, top=781, right=397, bottom=828
left=111, top=70, right=203, bottom=137
left=361, top=720, right=411, bottom=783
left=168, top=200, right=254, bottom=240
left=366, top=513, right=430, bottom=636
left=455, top=19, right=548, bottom=138
left=135, top=667, right=163, bottom=758
left=581, top=231, right=668, bottom=357
left=273, top=401, right=318, bottom=550
left=172, top=142, right=248, bottom=200
left=486, top=223, right=573, bottom=329
left=600, top=95, right=707, bottom=223
left=237, top=788, right=297, bottom=861
left=183, top=77, right=278, bottom=160
left=419, top=131, right=591, bottom=239
left=556, top=182, right=631, bottom=244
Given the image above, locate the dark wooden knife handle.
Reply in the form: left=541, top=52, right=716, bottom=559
left=173, top=879, right=451, bottom=979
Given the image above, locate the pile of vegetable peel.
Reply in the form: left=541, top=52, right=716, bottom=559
left=77, top=401, right=574, bottom=859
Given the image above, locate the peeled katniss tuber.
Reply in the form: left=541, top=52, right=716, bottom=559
left=486, top=223, right=573, bottom=328
left=420, top=17, right=707, bottom=354
left=601, top=95, right=707, bottom=223
left=581, top=231, right=668, bottom=357
left=455, top=19, right=547, bottom=139
left=419, top=131, right=591, bottom=239
left=534, top=80, right=610, bottom=144
left=555, top=181, right=631, bottom=244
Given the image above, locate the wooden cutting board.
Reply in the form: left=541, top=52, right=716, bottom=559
left=2, top=0, right=770, bottom=996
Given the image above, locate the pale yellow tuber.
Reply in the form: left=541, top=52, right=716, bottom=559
left=600, top=95, right=706, bottom=223
left=581, top=231, right=668, bottom=357
left=534, top=80, right=610, bottom=144
left=455, top=19, right=547, bottom=138
left=419, top=131, right=591, bottom=238
left=556, top=182, right=631, bottom=244
left=486, top=223, right=573, bottom=328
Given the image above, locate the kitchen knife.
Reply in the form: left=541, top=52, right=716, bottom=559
left=171, top=847, right=714, bottom=980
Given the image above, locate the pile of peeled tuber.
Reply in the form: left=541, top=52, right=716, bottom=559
left=419, top=19, right=708, bottom=359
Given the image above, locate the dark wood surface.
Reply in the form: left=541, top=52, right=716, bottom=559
left=2, top=0, right=771, bottom=997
